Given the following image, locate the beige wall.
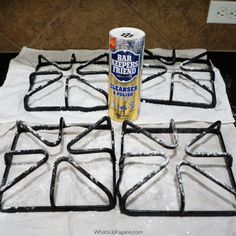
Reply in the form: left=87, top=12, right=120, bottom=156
left=0, top=0, right=236, bottom=52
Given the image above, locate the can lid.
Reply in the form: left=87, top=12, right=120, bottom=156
left=109, top=27, right=145, bottom=40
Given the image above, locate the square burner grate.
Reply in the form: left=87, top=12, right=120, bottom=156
left=117, top=120, right=236, bottom=216
left=0, top=116, right=116, bottom=213
left=24, top=53, right=109, bottom=112
left=142, top=50, right=216, bottom=108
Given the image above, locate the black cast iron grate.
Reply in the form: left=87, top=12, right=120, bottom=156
left=117, top=120, right=236, bottom=216
left=24, top=53, right=109, bottom=112
left=142, top=50, right=216, bottom=108
left=0, top=116, right=116, bottom=213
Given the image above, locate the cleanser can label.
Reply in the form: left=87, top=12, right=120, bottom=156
left=111, top=50, right=140, bottom=83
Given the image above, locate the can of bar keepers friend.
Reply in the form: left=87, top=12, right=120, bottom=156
left=108, top=27, right=145, bottom=122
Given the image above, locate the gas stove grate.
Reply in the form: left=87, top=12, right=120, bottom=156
left=117, top=120, right=236, bottom=216
left=142, top=51, right=217, bottom=109
left=24, top=53, right=108, bottom=112
left=0, top=116, right=116, bottom=213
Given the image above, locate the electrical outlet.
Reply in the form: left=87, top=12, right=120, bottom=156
left=207, top=1, right=236, bottom=24
left=230, top=9, right=236, bottom=18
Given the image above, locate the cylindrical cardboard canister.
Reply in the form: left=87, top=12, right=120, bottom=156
left=108, top=27, right=145, bottom=122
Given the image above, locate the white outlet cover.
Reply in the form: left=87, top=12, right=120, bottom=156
left=207, top=0, right=236, bottom=24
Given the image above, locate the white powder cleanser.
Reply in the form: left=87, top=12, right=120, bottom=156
left=108, top=27, right=145, bottom=122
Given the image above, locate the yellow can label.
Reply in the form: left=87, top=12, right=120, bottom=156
left=108, top=50, right=141, bottom=122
